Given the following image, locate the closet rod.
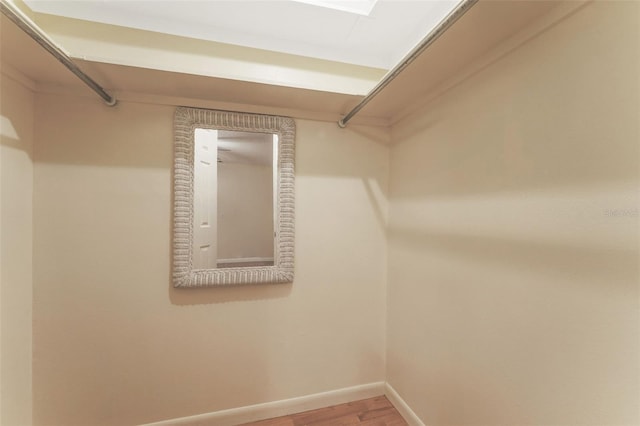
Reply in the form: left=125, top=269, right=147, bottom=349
left=338, top=0, right=478, bottom=128
left=0, top=0, right=117, bottom=106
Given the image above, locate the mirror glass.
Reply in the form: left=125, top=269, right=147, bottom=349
left=193, top=129, right=277, bottom=269
left=173, top=107, right=295, bottom=287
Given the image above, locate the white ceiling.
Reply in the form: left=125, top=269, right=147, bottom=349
left=22, top=0, right=461, bottom=69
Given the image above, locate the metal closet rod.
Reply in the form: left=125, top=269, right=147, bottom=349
left=338, top=0, right=478, bottom=128
left=0, top=0, right=117, bottom=106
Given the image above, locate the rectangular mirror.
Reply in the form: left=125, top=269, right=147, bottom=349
left=173, top=107, right=295, bottom=287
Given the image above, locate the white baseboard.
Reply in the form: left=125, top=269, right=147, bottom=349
left=140, top=381, right=385, bottom=426
left=384, top=383, right=426, bottom=426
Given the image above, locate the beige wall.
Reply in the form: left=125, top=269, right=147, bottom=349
left=217, top=162, right=274, bottom=261
left=387, top=2, right=639, bottom=425
left=0, top=73, right=34, bottom=425
left=32, top=93, right=388, bottom=425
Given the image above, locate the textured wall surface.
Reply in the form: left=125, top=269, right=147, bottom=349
left=0, top=73, right=34, bottom=426
left=387, top=2, right=639, bottom=424
left=32, top=94, right=389, bottom=425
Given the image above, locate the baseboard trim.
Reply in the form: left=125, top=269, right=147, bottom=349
left=140, top=381, right=386, bottom=426
left=384, top=383, right=426, bottom=426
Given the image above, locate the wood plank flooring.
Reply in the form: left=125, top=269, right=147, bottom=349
left=239, top=395, right=407, bottom=426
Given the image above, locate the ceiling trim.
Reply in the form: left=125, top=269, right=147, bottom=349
left=34, top=83, right=392, bottom=129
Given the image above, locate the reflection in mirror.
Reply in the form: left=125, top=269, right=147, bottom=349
left=193, top=129, right=277, bottom=269
left=173, top=107, right=295, bottom=287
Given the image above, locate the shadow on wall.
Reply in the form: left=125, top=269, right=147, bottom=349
left=34, top=98, right=174, bottom=168
left=295, top=122, right=390, bottom=178
left=169, top=282, right=293, bottom=306
left=388, top=226, right=638, bottom=287
left=385, top=2, right=640, bottom=421
left=294, top=119, right=390, bottom=235
left=362, top=177, right=387, bottom=233
left=1, top=115, right=28, bottom=152
left=390, top=2, right=638, bottom=200
left=345, top=124, right=391, bottom=147
left=391, top=106, right=639, bottom=199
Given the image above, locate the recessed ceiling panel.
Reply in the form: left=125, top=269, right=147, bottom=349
left=23, top=0, right=462, bottom=69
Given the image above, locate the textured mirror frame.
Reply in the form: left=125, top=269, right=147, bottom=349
left=173, top=107, right=295, bottom=287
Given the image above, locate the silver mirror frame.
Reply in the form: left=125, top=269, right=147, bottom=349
left=173, top=107, right=295, bottom=287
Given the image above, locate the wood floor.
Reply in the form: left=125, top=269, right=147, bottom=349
left=239, top=395, right=407, bottom=426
